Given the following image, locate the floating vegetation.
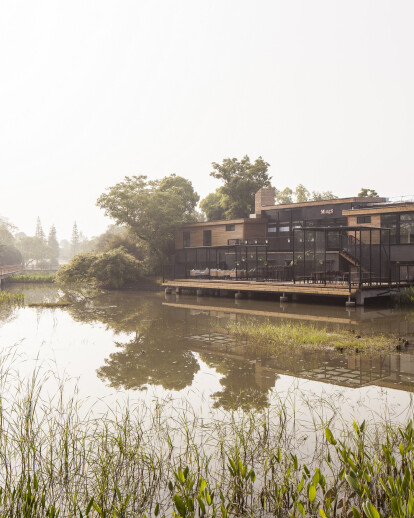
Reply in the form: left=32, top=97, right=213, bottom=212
left=227, top=319, right=398, bottom=357
left=27, top=302, right=72, bottom=308
left=0, top=291, right=24, bottom=306
left=6, top=273, right=56, bottom=283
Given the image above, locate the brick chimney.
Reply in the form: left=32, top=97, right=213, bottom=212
left=255, top=188, right=276, bottom=214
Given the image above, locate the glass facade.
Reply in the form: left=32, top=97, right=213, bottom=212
left=400, top=214, right=414, bottom=244
left=381, top=213, right=414, bottom=244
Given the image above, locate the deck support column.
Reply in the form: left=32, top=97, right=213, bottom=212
left=280, top=293, right=288, bottom=303
left=175, top=287, right=182, bottom=295
left=355, top=291, right=365, bottom=306
left=196, top=288, right=204, bottom=297
left=165, top=287, right=173, bottom=295
left=345, top=295, right=356, bottom=307
left=235, top=291, right=244, bottom=299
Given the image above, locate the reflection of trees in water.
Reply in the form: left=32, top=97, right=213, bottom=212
left=65, top=291, right=279, bottom=409
left=67, top=293, right=200, bottom=391
left=198, top=352, right=277, bottom=411
left=97, top=333, right=199, bottom=391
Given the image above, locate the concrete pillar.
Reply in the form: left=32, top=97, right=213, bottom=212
left=175, top=287, right=182, bottom=295
left=355, top=292, right=365, bottom=306
left=165, top=287, right=173, bottom=295
left=345, top=295, right=356, bottom=307
left=235, top=291, right=244, bottom=299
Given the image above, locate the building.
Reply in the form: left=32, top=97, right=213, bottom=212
left=168, top=189, right=414, bottom=286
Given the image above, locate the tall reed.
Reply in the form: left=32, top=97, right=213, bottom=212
left=0, top=344, right=412, bottom=517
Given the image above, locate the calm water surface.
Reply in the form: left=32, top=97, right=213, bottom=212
left=1, top=284, right=414, bottom=426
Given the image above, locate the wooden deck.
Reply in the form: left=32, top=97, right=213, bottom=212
left=162, top=279, right=357, bottom=296
left=0, top=265, right=22, bottom=280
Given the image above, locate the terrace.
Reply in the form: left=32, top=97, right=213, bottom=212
left=165, top=226, right=395, bottom=287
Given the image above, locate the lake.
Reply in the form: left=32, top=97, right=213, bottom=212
left=1, top=283, right=413, bottom=427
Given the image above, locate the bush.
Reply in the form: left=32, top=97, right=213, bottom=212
left=56, top=247, right=143, bottom=289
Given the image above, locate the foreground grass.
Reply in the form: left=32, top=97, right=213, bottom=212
left=0, top=352, right=413, bottom=517
left=227, top=319, right=400, bottom=356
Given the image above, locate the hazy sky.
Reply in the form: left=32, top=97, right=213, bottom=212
left=1, top=1, right=413, bottom=240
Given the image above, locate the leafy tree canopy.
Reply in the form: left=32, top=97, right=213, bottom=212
left=275, top=187, right=294, bottom=204
left=208, top=156, right=271, bottom=219
left=275, top=185, right=338, bottom=204
left=96, top=175, right=199, bottom=267
left=199, top=189, right=227, bottom=221
left=358, top=188, right=379, bottom=197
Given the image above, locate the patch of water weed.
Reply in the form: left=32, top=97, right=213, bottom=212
left=27, top=302, right=71, bottom=308
left=0, top=347, right=413, bottom=516
left=394, top=286, right=414, bottom=305
left=227, top=319, right=397, bottom=357
left=6, top=273, right=56, bottom=283
left=0, top=291, right=24, bottom=306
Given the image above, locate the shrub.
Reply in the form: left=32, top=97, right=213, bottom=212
left=56, top=247, right=143, bottom=289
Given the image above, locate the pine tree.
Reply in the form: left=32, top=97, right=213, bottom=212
left=71, top=222, right=80, bottom=256
left=48, top=225, right=60, bottom=264
left=35, top=217, right=45, bottom=242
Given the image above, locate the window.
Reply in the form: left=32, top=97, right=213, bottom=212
left=183, top=232, right=190, bottom=248
left=382, top=214, right=398, bottom=244
left=226, top=224, right=235, bottom=231
left=357, top=216, right=371, bottom=224
left=278, top=222, right=290, bottom=233
left=400, top=213, right=414, bottom=244
left=268, top=225, right=277, bottom=233
left=203, top=230, right=212, bottom=246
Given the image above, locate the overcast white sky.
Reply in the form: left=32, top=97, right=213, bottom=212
left=1, top=1, right=413, bottom=240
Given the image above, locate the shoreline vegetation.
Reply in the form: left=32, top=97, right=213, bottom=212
left=226, top=319, right=409, bottom=356
left=0, top=357, right=412, bottom=517
left=5, top=272, right=56, bottom=283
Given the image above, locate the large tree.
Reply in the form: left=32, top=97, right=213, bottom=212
left=199, top=189, right=226, bottom=221
left=96, top=175, right=199, bottom=268
left=207, top=155, right=271, bottom=219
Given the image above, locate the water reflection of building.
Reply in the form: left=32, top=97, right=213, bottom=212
left=166, top=299, right=414, bottom=393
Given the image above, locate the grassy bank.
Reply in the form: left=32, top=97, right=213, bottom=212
left=0, top=353, right=412, bottom=517
left=5, top=272, right=56, bottom=283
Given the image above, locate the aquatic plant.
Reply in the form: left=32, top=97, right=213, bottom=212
left=0, top=350, right=413, bottom=516
left=394, top=286, right=414, bottom=305
left=5, top=273, right=56, bottom=283
left=226, top=319, right=396, bottom=356
left=0, top=290, right=24, bottom=306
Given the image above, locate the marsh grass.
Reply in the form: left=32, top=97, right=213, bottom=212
left=0, top=347, right=413, bottom=517
left=0, top=291, right=24, bottom=306
left=227, top=319, right=396, bottom=357
left=6, top=273, right=56, bottom=283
